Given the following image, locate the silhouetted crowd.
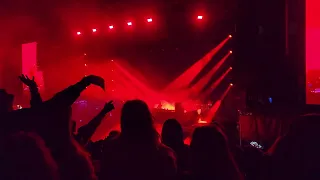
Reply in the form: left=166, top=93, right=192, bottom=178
left=0, top=74, right=319, bottom=180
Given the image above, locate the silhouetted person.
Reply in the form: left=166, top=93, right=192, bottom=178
left=19, top=74, right=42, bottom=107
left=268, top=114, right=320, bottom=180
left=44, top=107, right=96, bottom=180
left=76, top=101, right=115, bottom=146
left=241, top=145, right=264, bottom=180
left=0, top=132, right=59, bottom=180
left=162, top=118, right=190, bottom=174
left=1, top=75, right=105, bottom=136
left=37, top=75, right=105, bottom=180
left=106, top=130, right=120, bottom=140
left=0, top=89, right=14, bottom=113
left=190, top=125, right=243, bottom=180
left=99, top=100, right=177, bottom=180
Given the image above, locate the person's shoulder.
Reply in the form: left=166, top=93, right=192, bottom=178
left=102, top=137, right=122, bottom=151
left=158, top=143, right=176, bottom=157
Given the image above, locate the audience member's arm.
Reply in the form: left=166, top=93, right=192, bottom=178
left=76, top=101, right=114, bottom=145
left=19, top=75, right=42, bottom=107
left=45, top=75, right=105, bottom=108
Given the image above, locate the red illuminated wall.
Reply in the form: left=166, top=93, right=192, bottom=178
left=306, top=0, right=320, bottom=104
left=22, top=42, right=44, bottom=92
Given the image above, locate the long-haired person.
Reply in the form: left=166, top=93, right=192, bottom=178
left=162, top=119, right=190, bottom=174
left=267, top=114, right=320, bottom=180
left=190, top=125, right=243, bottom=180
left=99, top=100, right=177, bottom=180
left=0, top=132, right=59, bottom=180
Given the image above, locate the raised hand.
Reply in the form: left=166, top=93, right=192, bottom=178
left=82, top=75, right=105, bottom=90
left=103, top=100, right=115, bottom=113
left=19, top=74, right=37, bottom=88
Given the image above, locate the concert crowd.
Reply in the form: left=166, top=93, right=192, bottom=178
left=0, top=74, right=319, bottom=180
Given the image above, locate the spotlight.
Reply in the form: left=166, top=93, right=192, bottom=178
left=92, top=29, right=97, bottom=32
left=229, top=34, right=232, bottom=38
left=127, top=22, right=132, bottom=26
left=230, top=83, right=234, bottom=86
left=147, top=18, right=153, bottom=22
left=109, top=25, right=114, bottom=29
left=229, top=67, right=233, bottom=70
left=197, top=15, right=203, bottom=20
left=111, top=60, right=114, bottom=62
left=76, top=31, right=81, bottom=35
left=84, top=64, right=87, bottom=67
left=229, top=50, right=233, bottom=54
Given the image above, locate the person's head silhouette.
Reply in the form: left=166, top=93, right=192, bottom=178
left=120, top=100, right=159, bottom=145
left=0, top=89, right=14, bottom=112
left=190, top=125, right=242, bottom=180
left=161, top=118, right=184, bottom=148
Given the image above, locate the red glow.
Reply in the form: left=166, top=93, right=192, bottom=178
left=230, top=83, right=233, bottom=86
left=197, top=118, right=207, bottom=124
left=109, top=25, right=114, bottom=29
left=22, top=42, right=44, bottom=92
left=92, top=29, right=97, bottom=32
left=229, top=34, right=232, bottom=38
left=204, top=85, right=232, bottom=121
left=306, top=0, right=320, bottom=104
left=127, top=22, right=132, bottom=26
left=147, top=18, right=153, bottom=22
left=197, top=15, right=203, bottom=20
left=76, top=31, right=81, bottom=35
left=160, top=101, right=175, bottom=111
left=229, top=50, right=233, bottom=54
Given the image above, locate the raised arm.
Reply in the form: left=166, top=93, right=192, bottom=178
left=45, top=75, right=105, bottom=109
left=76, top=101, right=115, bottom=145
left=19, top=75, right=42, bottom=107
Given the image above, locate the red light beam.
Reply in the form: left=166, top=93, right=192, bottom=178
left=188, top=52, right=232, bottom=96
left=204, top=85, right=232, bottom=122
left=164, top=35, right=232, bottom=92
left=200, top=67, right=232, bottom=99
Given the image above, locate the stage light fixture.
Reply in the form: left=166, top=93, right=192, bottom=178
left=229, top=50, right=233, bottom=54
left=127, top=22, right=132, bottom=26
left=109, top=25, right=114, bottom=29
left=197, top=15, right=203, bottom=20
left=84, top=64, right=87, bottom=67
left=230, top=83, right=234, bottom=86
left=229, top=67, right=233, bottom=70
left=92, top=29, right=97, bottom=32
left=111, top=60, right=114, bottom=62
left=147, top=18, right=153, bottom=22
left=76, top=31, right=81, bottom=35
left=229, top=34, right=232, bottom=38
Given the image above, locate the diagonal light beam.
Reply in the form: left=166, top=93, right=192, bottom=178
left=164, top=35, right=232, bottom=92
